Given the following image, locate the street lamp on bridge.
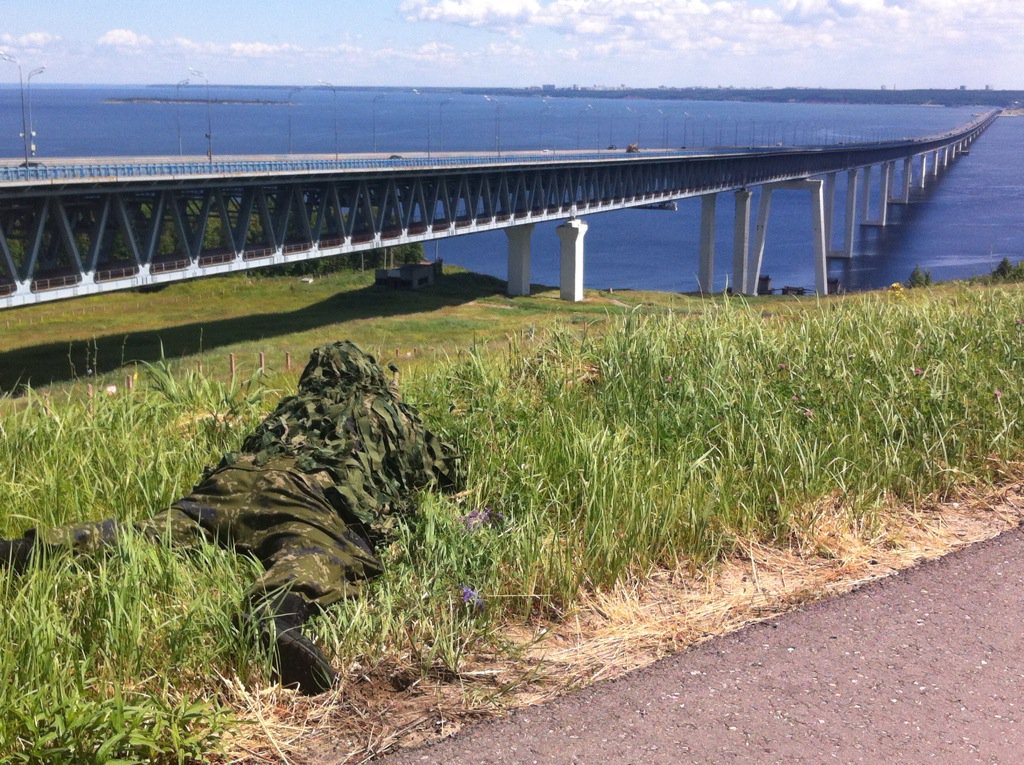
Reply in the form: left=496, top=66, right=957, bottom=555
left=318, top=80, right=339, bottom=160
left=175, top=78, right=189, bottom=156
left=483, top=95, right=502, bottom=155
left=1, top=52, right=44, bottom=165
left=187, top=68, right=213, bottom=163
left=372, top=93, right=385, bottom=153
left=25, top=65, right=45, bottom=158
left=438, top=97, right=452, bottom=154
left=287, top=87, right=300, bottom=154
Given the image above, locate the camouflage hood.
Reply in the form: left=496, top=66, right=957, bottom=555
left=236, top=341, right=458, bottom=529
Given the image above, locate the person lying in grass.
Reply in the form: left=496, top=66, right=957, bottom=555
left=0, top=341, right=459, bottom=694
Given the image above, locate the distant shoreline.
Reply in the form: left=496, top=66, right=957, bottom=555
left=106, top=98, right=289, bottom=106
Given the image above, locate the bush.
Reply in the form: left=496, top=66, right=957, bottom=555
left=992, top=256, right=1024, bottom=283
left=906, top=265, right=933, bottom=288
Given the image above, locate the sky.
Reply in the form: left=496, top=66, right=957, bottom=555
left=0, top=0, right=1021, bottom=90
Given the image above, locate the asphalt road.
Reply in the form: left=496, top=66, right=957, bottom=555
left=381, top=526, right=1024, bottom=764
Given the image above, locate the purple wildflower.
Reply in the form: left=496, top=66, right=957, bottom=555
left=462, top=506, right=504, bottom=531
left=912, top=367, right=925, bottom=377
left=995, top=388, right=1003, bottom=401
left=460, top=585, right=485, bottom=610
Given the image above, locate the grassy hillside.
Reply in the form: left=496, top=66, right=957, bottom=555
left=1, top=271, right=1022, bottom=762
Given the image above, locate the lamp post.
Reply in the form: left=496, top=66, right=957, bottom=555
left=1, top=51, right=32, bottom=165
left=188, top=68, right=213, bottom=163
left=175, top=78, right=189, bottom=156
left=25, top=66, right=44, bottom=158
left=411, top=88, right=431, bottom=157
left=626, top=105, right=642, bottom=147
left=286, top=87, right=300, bottom=154
left=484, top=95, right=502, bottom=155
left=438, top=97, right=452, bottom=154
left=576, top=103, right=592, bottom=150
left=372, top=93, right=384, bottom=153
left=318, top=80, right=339, bottom=160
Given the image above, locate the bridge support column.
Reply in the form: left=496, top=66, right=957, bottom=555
left=877, top=162, right=893, bottom=225
left=748, top=188, right=772, bottom=294
left=557, top=218, right=587, bottom=302
left=932, top=150, right=941, bottom=179
left=897, top=157, right=912, bottom=203
left=919, top=154, right=928, bottom=189
left=745, top=180, right=829, bottom=296
left=860, top=165, right=873, bottom=223
left=809, top=180, right=829, bottom=295
left=823, top=172, right=837, bottom=253
left=732, top=189, right=752, bottom=294
left=505, top=223, right=534, bottom=296
left=698, top=193, right=717, bottom=293
left=835, top=169, right=859, bottom=259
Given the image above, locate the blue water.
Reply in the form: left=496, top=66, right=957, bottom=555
left=1, top=85, right=1020, bottom=291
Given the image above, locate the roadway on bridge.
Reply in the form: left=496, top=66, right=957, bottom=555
left=377, top=517, right=1024, bottom=764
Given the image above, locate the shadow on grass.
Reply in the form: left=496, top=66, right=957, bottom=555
left=0, top=271, right=509, bottom=393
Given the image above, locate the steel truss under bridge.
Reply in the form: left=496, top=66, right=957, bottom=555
left=0, top=111, right=998, bottom=309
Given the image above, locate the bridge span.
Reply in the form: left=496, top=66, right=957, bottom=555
left=0, top=111, right=998, bottom=310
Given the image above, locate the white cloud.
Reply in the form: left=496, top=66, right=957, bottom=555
left=402, top=0, right=543, bottom=25
left=0, top=31, right=61, bottom=53
left=226, top=41, right=303, bottom=58
left=399, top=0, right=1024, bottom=66
left=97, top=29, right=152, bottom=49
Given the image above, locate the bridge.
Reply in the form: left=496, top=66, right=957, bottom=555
left=0, top=111, right=998, bottom=310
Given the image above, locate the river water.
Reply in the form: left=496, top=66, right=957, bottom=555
left=1, top=85, right=1020, bottom=292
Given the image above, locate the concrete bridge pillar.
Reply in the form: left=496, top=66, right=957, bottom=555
left=919, top=154, right=929, bottom=189
left=932, top=150, right=941, bottom=178
left=898, top=157, right=912, bottom=203
left=557, top=218, right=587, bottom=302
left=748, top=188, right=773, bottom=294
left=732, top=189, right=752, bottom=294
left=745, top=179, right=829, bottom=296
left=823, top=172, right=837, bottom=253
left=808, top=179, right=829, bottom=295
left=860, top=165, right=873, bottom=223
left=505, top=223, right=534, bottom=296
left=698, top=193, right=717, bottom=293
left=877, top=162, right=893, bottom=225
left=837, top=169, right=859, bottom=259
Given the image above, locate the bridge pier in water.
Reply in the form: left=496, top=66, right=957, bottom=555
left=744, top=180, right=829, bottom=296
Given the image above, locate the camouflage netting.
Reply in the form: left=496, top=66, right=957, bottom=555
left=4, top=340, right=459, bottom=691
left=18, top=341, right=459, bottom=608
left=233, top=340, right=458, bottom=540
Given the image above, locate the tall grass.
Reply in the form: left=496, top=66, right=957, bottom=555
left=0, top=365, right=270, bottom=762
left=1, top=285, right=1021, bottom=759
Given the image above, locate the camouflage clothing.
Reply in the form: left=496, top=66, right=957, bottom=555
left=7, top=341, right=458, bottom=692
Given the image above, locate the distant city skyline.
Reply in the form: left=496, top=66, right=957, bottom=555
left=0, top=0, right=1020, bottom=90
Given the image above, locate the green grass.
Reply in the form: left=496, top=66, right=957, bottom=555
left=1, top=274, right=1022, bottom=761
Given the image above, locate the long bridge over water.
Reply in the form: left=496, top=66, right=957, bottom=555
left=0, top=111, right=998, bottom=310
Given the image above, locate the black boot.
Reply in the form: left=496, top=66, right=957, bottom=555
left=0, top=537, right=32, bottom=574
left=260, top=592, right=338, bottom=694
